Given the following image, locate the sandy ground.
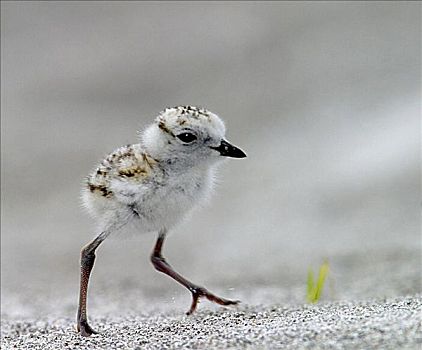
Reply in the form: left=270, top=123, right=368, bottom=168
left=1, top=251, right=421, bottom=349
left=2, top=249, right=420, bottom=349
left=1, top=294, right=421, bottom=349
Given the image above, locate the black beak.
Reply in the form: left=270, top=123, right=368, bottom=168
left=210, top=139, right=247, bottom=158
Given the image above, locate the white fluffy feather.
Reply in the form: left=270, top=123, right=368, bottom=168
left=82, top=106, right=244, bottom=238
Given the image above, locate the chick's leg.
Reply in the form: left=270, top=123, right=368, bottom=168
left=77, top=231, right=108, bottom=337
left=150, top=230, right=239, bottom=315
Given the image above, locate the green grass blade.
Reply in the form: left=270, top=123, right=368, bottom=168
left=307, top=268, right=315, bottom=303
left=314, top=260, right=329, bottom=302
left=306, top=260, right=329, bottom=303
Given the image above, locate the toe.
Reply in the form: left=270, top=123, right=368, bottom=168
left=78, top=321, right=98, bottom=337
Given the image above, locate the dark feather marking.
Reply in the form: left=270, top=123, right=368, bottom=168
left=88, top=183, right=113, bottom=198
left=129, top=204, right=140, bottom=217
left=158, top=121, right=175, bottom=137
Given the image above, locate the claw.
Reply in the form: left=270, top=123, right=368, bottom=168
left=77, top=320, right=98, bottom=337
left=186, top=287, right=240, bottom=315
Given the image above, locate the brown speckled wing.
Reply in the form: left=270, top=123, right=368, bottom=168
left=86, top=144, right=157, bottom=197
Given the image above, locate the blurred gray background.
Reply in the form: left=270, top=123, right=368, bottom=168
left=1, top=2, right=420, bottom=318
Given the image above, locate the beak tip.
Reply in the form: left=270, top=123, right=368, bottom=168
left=225, top=148, right=247, bottom=159
left=210, top=140, right=247, bottom=159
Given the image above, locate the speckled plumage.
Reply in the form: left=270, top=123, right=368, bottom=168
left=82, top=106, right=232, bottom=234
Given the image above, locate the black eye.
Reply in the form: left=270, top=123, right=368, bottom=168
left=176, top=132, right=197, bottom=143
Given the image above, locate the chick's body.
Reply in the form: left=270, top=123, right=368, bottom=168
left=83, top=143, right=214, bottom=233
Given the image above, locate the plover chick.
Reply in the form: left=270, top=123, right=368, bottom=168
left=77, top=105, right=246, bottom=336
